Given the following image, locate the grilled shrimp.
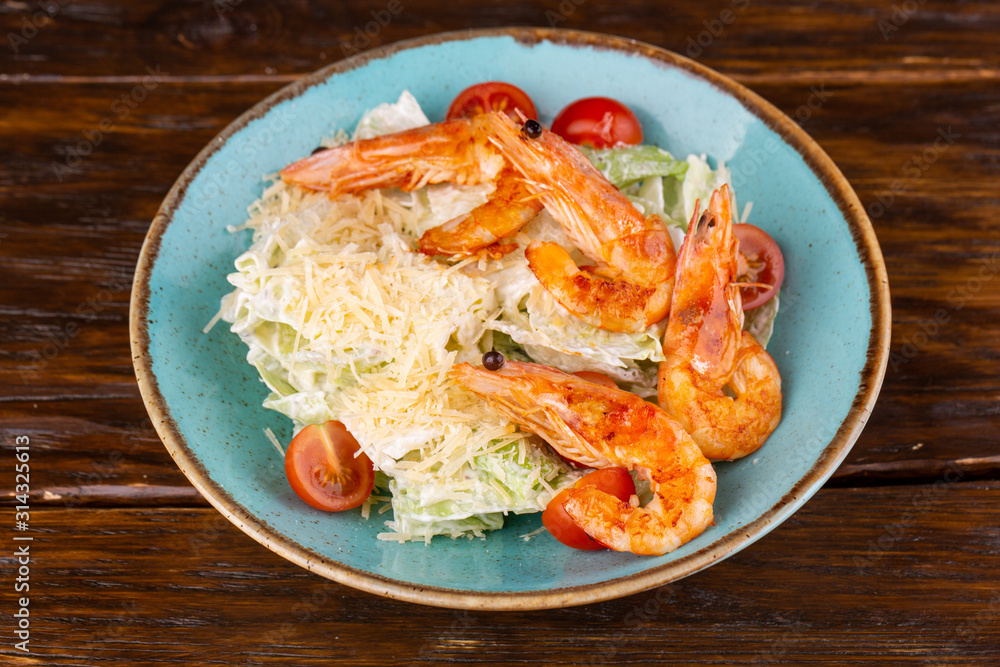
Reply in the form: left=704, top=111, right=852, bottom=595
left=281, top=116, right=503, bottom=194
left=486, top=115, right=677, bottom=333
left=283, top=112, right=676, bottom=330
left=451, top=360, right=716, bottom=556
left=281, top=116, right=540, bottom=258
left=417, top=167, right=544, bottom=258
left=657, top=185, right=782, bottom=461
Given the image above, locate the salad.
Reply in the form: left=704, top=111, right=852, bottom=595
left=214, top=83, right=783, bottom=547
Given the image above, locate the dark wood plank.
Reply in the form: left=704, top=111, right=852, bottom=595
left=1, top=3, right=997, bottom=665
left=0, top=397, right=205, bottom=507
left=2, top=0, right=1000, bottom=81
left=2, top=484, right=998, bottom=665
left=1, top=81, right=283, bottom=404
left=748, top=80, right=1000, bottom=481
left=2, top=77, right=999, bottom=492
left=2, top=1, right=997, bottom=666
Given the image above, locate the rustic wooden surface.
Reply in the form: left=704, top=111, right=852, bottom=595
left=2, top=0, right=999, bottom=664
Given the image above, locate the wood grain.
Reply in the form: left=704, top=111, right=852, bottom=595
left=2, top=485, right=999, bottom=665
left=2, top=0, right=1000, bottom=82
left=1, top=1, right=999, bottom=662
left=0, top=398, right=204, bottom=506
left=2, top=78, right=998, bottom=495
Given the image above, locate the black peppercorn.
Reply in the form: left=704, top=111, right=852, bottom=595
left=521, top=119, right=542, bottom=139
left=311, top=146, right=326, bottom=155
left=482, top=351, right=505, bottom=371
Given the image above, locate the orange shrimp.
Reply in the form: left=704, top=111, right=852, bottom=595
left=281, top=116, right=502, bottom=194
left=451, top=360, right=716, bottom=556
left=657, top=185, right=782, bottom=461
left=282, top=112, right=677, bottom=328
left=486, top=114, right=676, bottom=333
left=281, top=117, right=540, bottom=258
left=417, top=167, right=544, bottom=258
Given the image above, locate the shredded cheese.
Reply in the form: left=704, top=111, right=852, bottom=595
left=263, top=427, right=284, bottom=457
left=221, top=178, right=574, bottom=542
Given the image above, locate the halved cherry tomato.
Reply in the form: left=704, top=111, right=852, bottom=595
left=572, top=370, right=618, bottom=389
left=733, top=223, right=785, bottom=310
left=446, top=82, right=537, bottom=121
left=551, top=97, right=643, bottom=148
left=284, top=420, right=374, bottom=512
left=542, top=467, right=636, bottom=550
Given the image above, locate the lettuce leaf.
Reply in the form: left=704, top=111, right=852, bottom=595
left=386, top=440, right=583, bottom=541
left=352, top=90, right=430, bottom=140
left=681, top=154, right=733, bottom=229
left=581, top=145, right=688, bottom=187
left=743, top=291, right=780, bottom=348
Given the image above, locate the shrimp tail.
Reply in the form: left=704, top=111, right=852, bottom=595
left=563, top=484, right=715, bottom=556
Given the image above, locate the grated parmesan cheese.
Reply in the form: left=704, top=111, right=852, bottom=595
left=220, top=178, right=578, bottom=542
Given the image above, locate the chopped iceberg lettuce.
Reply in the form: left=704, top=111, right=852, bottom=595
left=489, top=331, right=534, bottom=364
left=681, top=154, right=733, bottom=228
left=743, top=291, right=780, bottom=348
left=581, top=145, right=688, bottom=187
left=625, top=176, right=686, bottom=249
left=579, top=145, right=732, bottom=239
left=353, top=90, right=430, bottom=140
left=222, top=199, right=582, bottom=541
left=386, top=440, right=581, bottom=541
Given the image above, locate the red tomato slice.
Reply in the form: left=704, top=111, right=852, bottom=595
left=733, top=223, right=785, bottom=310
left=542, top=467, right=637, bottom=551
left=446, top=82, right=537, bottom=121
left=551, top=97, right=643, bottom=148
left=284, top=421, right=374, bottom=512
left=572, top=370, right=618, bottom=388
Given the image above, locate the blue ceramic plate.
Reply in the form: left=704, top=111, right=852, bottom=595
left=131, top=28, right=890, bottom=610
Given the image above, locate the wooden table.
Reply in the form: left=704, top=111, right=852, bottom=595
left=3, top=1, right=998, bottom=664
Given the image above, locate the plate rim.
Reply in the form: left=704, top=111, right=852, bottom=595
left=129, top=26, right=891, bottom=610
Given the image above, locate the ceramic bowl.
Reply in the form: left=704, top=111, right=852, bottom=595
left=130, top=28, right=890, bottom=610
